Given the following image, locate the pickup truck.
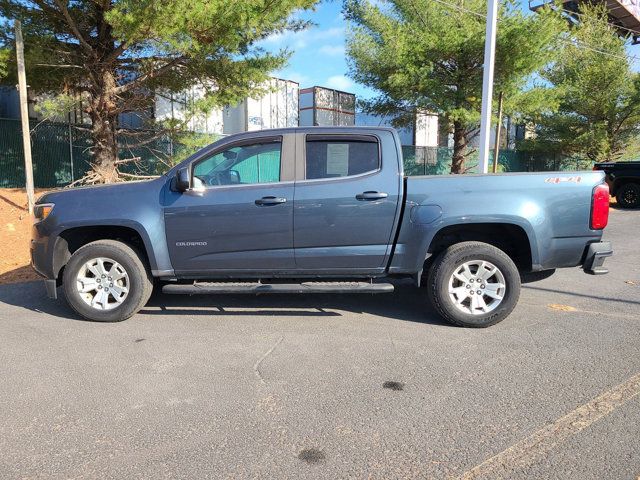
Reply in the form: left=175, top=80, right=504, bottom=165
left=593, top=161, right=640, bottom=209
left=31, top=127, right=612, bottom=327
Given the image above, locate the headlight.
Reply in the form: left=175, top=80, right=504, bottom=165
left=34, top=203, right=54, bottom=222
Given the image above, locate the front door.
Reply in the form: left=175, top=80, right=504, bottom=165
left=164, top=135, right=296, bottom=275
left=293, top=132, right=401, bottom=272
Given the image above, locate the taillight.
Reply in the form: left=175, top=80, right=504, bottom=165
left=590, top=183, right=609, bottom=230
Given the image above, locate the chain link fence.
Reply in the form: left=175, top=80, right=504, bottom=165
left=401, top=146, right=594, bottom=175
left=0, top=118, right=594, bottom=188
left=0, top=118, right=193, bottom=188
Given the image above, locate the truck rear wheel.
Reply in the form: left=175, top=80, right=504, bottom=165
left=427, top=241, right=520, bottom=328
left=63, top=240, right=153, bottom=322
left=616, top=183, right=640, bottom=208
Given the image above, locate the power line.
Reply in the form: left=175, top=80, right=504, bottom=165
left=560, top=38, right=638, bottom=63
left=434, top=0, right=640, bottom=38
left=431, top=0, right=485, bottom=18
left=556, top=6, right=640, bottom=39
left=428, top=0, right=640, bottom=64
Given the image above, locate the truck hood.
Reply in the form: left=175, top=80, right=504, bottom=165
left=37, top=178, right=162, bottom=205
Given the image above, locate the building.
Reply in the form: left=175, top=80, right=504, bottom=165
left=530, top=0, right=640, bottom=43
left=0, top=77, right=300, bottom=136
left=154, top=85, right=224, bottom=135
left=356, top=111, right=439, bottom=146
left=223, top=78, right=299, bottom=135
left=299, top=86, right=355, bottom=126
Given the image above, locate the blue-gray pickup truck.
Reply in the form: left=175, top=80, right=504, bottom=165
left=31, top=127, right=612, bottom=327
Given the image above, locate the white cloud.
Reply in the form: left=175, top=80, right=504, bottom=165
left=314, top=27, right=344, bottom=40
left=326, top=75, right=354, bottom=91
left=318, top=44, right=345, bottom=57
left=262, top=26, right=343, bottom=49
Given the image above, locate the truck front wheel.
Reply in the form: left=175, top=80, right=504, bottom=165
left=427, top=241, right=521, bottom=328
left=63, top=240, right=153, bottom=322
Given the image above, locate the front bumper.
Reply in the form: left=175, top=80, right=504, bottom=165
left=583, top=241, right=613, bottom=275
left=43, top=279, right=58, bottom=299
left=30, top=222, right=59, bottom=299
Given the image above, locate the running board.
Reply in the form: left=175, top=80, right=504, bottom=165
left=162, top=281, right=394, bottom=295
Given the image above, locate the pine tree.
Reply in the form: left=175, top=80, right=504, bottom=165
left=526, top=5, right=640, bottom=162
left=0, top=0, right=317, bottom=182
left=344, top=0, right=563, bottom=173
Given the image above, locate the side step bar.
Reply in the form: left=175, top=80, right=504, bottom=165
left=162, top=281, right=395, bottom=295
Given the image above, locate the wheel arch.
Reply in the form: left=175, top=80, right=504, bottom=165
left=52, top=223, right=156, bottom=281
left=425, top=221, right=535, bottom=272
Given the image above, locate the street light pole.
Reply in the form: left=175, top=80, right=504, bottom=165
left=478, top=0, right=499, bottom=174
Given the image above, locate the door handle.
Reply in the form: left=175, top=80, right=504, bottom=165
left=356, top=191, right=388, bottom=201
left=255, top=196, right=287, bottom=206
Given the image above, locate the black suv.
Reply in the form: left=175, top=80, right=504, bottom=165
left=593, top=161, right=640, bottom=208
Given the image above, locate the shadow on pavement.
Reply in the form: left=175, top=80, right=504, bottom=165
left=0, top=280, right=81, bottom=320
left=0, top=279, right=452, bottom=327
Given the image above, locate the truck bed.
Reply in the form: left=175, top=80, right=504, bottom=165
left=389, top=171, right=606, bottom=273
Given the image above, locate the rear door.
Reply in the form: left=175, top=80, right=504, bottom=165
left=293, top=130, right=402, bottom=272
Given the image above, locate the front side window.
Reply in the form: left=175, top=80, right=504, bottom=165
left=193, top=139, right=282, bottom=187
left=305, top=135, right=380, bottom=180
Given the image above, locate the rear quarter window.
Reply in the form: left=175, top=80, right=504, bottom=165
left=305, top=135, right=380, bottom=180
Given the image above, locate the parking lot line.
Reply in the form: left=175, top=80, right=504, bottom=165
left=459, top=372, right=640, bottom=480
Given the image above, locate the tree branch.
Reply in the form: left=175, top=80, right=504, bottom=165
left=115, top=56, right=186, bottom=95
left=52, top=0, right=94, bottom=55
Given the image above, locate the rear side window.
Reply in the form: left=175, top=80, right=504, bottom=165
left=305, top=135, right=380, bottom=180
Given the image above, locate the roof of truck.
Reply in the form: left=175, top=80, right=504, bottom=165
left=225, top=126, right=397, bottom=137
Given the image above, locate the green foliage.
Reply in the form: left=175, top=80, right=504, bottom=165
left=0, top=47, right=8, bottom=79
left=0, top=0, right=318, bottom=181
left=522, top=5, right=640, bottom=162
left=33, top=93, right=81, bottom=120
left=170, top=131, right=222, bottom=165
left=344, top=0, right=564, bottom=172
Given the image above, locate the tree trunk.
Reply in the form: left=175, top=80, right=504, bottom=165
left=88, top=69, right=119, bottom=183
left=450, top=121, right=467, bottom=174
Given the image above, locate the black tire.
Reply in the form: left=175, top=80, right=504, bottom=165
left=63, top=240, right=153, bottom=322
left=427, top=241, right=521, bottom=328
left=616, top=183, right=640, bottom=209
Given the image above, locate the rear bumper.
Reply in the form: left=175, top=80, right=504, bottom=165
left=583, top=241, right=613, bottom=275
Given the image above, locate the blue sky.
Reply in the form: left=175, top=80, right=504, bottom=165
left=261, top=0, right=640, bottom=100
left=260, top=1, right=378, bottom=99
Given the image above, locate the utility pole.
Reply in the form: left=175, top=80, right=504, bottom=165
left=477, top=0, right=499, bottom=174
left=15, top=20, right=35, bottom=214
left=492, top=91, right=504, bottom=173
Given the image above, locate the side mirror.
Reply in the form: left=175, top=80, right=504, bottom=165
left=175, top=167, right=190, bottom=192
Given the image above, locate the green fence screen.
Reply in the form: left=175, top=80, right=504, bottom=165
left=400, top=146, right=594, bottom=175
left=0, top=118, right=594, bottom=188
left=0, top=118, right=184, bottom=188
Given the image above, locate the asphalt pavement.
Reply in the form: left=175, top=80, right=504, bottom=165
left=0, top=207, right=638, bottom=479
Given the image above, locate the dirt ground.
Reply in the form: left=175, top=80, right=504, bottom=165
left=0, top=189, right=50, bottom=285
left=0, top=187, right=621, bottom=286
